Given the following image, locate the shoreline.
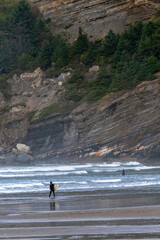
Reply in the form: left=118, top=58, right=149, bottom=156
left=1, top=205, right=160, bottom=238
left=1, top=156, right=160, bottom=166
left=1, top=190, right=160, bottom=239
left=2, top=205, right=160, bottom=220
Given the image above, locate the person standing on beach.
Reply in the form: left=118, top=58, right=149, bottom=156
left=49, top=181, right=55, bottom=198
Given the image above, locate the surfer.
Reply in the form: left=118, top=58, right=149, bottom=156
left=122, top=169, right=125, bottom=176
left=49, top=181, right=55, bottom=198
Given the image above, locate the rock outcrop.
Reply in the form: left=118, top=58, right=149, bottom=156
left=23, top=77, right=160, bottom=163
left=0, top=66, right=160, bottom=164
left=29, top=0, right=159, bottom=41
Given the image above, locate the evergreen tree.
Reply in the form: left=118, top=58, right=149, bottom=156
left=101, top=30, right=119, bottom=57
left=39, top=40, right=52, bottom=69
left=7, top=0, right=34, bottom=56
left=72, top=27, right=89, bottom=54
left=51, top=36, right=69, bottom=69
left=9, top=0, right=34, bottom=35
left=82, top=42, right=97, bottom=66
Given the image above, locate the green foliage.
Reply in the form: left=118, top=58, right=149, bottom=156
left=1, top=0, right=160, bottom=104
left=64, top=24, right=73, bottom=29
left=17, top=53, right=34, bottom=70
left=65, top=71, right=84, bottom=102
left=0, top=74, right=8, bottom=90
left=66, top=71, right=83, bottom=85
left=9, top=0, right=34, bottom=33
left=87, top=68, right=112, bottom=101
left=27, top=111, right=36, bottom=121
left=65, top=91, right=82, bottom=102
left=38, top=103, right=59, bottom=120
left=72, top=27, right=89, bottom=54
left=51, top=35, right=69, bottom=69
left=81, top=42, right=98, bottom=66
left=38, top=40, right=52, bottom=69
left=0, top=0, right=53, bottom=74
left=101, top=30, right=119, bottom=57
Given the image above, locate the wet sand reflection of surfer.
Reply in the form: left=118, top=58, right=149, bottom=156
left=50, top=201, right=55, bottom=210
left=50, top=201, right=60, bottom=211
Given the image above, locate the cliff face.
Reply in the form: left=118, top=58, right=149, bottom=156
left=0, top=67, right=160, bottom=164
left=23, top=77, right=160, bottom=163
left=29, top=0, right=159, bottom=41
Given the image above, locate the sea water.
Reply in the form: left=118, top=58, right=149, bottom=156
left=0, top=161, right=160, bottom=195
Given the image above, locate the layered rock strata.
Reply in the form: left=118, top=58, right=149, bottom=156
left=0, top=67, right=160, bottom=164
left=23, top=77, right=160, bottom=163
left=29, top=0, right=159, bottom=41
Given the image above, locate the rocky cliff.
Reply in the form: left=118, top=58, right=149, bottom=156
left=0, top=67, right=160, bottom=165
left=24, top=76, right=160, bottom=164
left=29, top=0, right=159, bottom=41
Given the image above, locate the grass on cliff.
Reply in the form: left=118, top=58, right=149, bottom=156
left=0, top=0, right=160, bottom=107
left=37, top=101, right=77, bottom=121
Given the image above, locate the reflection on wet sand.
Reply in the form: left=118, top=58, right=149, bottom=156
left=50, top=200, right=60, bottom=211
left=1, top=191, right=160, bottom=239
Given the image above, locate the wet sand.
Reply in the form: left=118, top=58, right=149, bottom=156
left=1, top=190, right=160, bottom=239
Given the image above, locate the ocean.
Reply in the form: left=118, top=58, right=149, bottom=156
left=1, top=161, right=160, bottom=239
left=0, top=161, right=160, bottom=195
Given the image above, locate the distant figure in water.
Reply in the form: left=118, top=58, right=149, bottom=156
left=49, top=181, right=55, bottom=198
left=122, top=169, right=125, bottom=176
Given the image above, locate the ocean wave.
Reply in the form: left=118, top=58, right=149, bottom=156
left=91, top=179, right=121, bottom=183
left=0, top=165, right=76, bottom=173
left=122, top=161, right=140, bottom=166
left=5, top=182, right=44, bottom=188
left=134, top=166, right=160, bottom=171
left=0, top=164, right=93, bottom=174
left=0, top=170, right=88, bottom=178
left=120, top=181, right=160, bottom=188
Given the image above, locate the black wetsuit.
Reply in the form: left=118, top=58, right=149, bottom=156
left=49, top=183, right=55, bottom=197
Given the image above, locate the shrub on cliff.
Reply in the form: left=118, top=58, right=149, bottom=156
left=87, top=68, right=112, bottom=101
left=65, top=71, right=85, bottom=102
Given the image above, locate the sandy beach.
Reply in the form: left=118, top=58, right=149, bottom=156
left=1, top=190, right=160, bottom=240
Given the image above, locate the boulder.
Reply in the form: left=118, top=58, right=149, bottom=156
left=16, top=143, right=31, bottom=154
left=89, top=66, right=99, bottom=72
left=5, top=154, right=16, bottom=165
left=16, top=154, right=33, bottom=163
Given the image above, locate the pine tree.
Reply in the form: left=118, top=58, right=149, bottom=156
left=72, top=27, right=89, bottom=54
left=102, top=30, right=119, bottom=57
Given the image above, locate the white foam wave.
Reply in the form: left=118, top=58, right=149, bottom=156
left=53, top=181, right=87, bottom=184
left=135, top=166, right=160, bottom=171
left=94, top=162, right=121, bottom=167
left=91, top=179, right=121, bottom=183
left=121, top=181, right=160, bottom=188
left=0, top=164, right=93, bottom=174
left=5, top=182, right=44, bottom=188
left=79, top=181, right=87, bottom=184
left=122, top=161, right=140, bottom=166
left=0, top=170, right=88, bottom=178
left=54, top=181, right=75, bottom=184
left=0, top=165, right=76, bottom=173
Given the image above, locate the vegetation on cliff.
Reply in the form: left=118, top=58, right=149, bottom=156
left=0, top=0, right=160, bottom=103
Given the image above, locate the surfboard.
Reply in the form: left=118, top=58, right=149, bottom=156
left=54, top=185, right=59, bottom=190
